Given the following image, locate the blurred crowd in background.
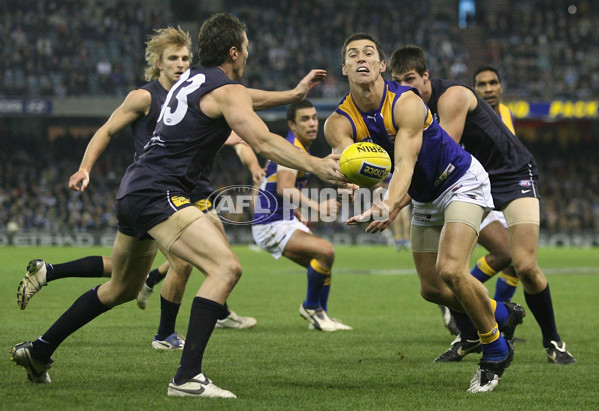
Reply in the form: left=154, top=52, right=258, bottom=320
left=1, top=0, right=597, bottom=237
left=1, top=130, right=597, bottom=235
left=1, top=0, right=598, bottom=99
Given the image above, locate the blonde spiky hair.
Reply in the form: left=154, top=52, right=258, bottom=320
left=144, top=26, right=192, bottom=81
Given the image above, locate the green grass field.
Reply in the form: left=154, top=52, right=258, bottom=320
left=1, top=245, right=598, bottom=410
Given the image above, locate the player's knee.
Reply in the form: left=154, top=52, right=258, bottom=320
left=437, top=264, right=463, bottom=288
left=317, top=242, right=335, bottom=266
left=221, top=259, right=242, bottom=288
left=512, top=257, right=534, bottom=275
left=100, top=282, right=141, bottom=306
left=420, top=285, right=443, bottom=304
left=512, top=259, right=540, bottom=283
left=489, top=252, right=512, bottom=271
left=171, top=260, right=193, bottom=279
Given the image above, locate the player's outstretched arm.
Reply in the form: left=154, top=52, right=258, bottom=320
left=324, top=113, right=355, bottom=155
left=347, top=92, right=423, bottom=231
left=69, top=89, right=149, bottom=191
left=247, top=69, right=327, bottom=111
left=209, top=84, right=346, bottom=186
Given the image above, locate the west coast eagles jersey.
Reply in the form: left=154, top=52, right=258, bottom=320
left=334, top=80, right=471, bottom=202
left=252, top=131, right=309, bottom=224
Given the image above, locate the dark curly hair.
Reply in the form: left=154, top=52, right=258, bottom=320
left=198, top=13, right=247, bottom=67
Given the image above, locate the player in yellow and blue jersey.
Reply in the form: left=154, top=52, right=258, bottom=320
left=326, top=33, right=525, bottom=393
left=252, top=100, right=352, bottom=332
left=390, top=46, right=575, bottom=366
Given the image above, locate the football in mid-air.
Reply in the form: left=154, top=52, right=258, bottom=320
left=339, top=142, right=392, bottom=187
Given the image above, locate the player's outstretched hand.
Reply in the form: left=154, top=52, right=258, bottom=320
left=294, top=69, right=327, bottom=100
left=68, top=169, right=90, bottom=192
left=347, top=187, right=399, bottom=232
left=314, top=153, right=348, bottom=187
left=250, top=164, right=266, bottom=186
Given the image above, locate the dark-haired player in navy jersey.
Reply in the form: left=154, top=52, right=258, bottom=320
left=437, top=65, right=522, bottom=338
left=390, top=46, right=576, bottom=366
left=17, top=26, right=328, bottom=337
left=326, top=33, right=523, bottom=393
left=470, top=65, right=521, bottom=303
left=11, top=13, right=346, bottom=398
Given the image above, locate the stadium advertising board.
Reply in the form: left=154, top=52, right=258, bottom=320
left=0, top=99, right=52, bottom=115
left=507, top=100, right=599, bottom=119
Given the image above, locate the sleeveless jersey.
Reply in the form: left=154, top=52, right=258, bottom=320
left=252, top=131, right=309, bottom=224
left=117, top=67, right=237, bottom=198
left=334, top=80, right=471, bottom=203
left=130, top=80, right=167, bottom=160
left=428, top=78, right=534, bottom=181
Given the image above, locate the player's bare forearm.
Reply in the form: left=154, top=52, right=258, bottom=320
left=247, top=70, right=326, bottom=111
left=78, top=132, right=111, bottom=174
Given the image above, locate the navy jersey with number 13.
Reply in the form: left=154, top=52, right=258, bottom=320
left=117, top=67, right=237, bottom=199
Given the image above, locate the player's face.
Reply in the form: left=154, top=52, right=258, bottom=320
left=231, top=32, right=249, bottom=80
left=342, top=40, right=386, bottom=84
left=289, top=107, right=318, bottom=145
left=474, top=70, right=503, bottom=110
left=158, top=45, right=191, bottom=84
left=391, top=69, right=428, bottom=96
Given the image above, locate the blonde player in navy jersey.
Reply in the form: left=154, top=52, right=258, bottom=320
left=326, top=33, right=524, bottom=393
left=17, top=27, right=204, bottom=350
left=11, top=13, right=346, bottom=398
left=252, top=100, right=352, bottom=332
left=390, top=46, right=575, bottom=365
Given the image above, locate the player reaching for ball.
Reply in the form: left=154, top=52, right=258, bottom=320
left=251, top=100, right=352, bottom=332
left=339, top=142, right=391, bottom=187
left=325, top=32, right=525, bottom=393
left=390, top=47, right=575, bottom=366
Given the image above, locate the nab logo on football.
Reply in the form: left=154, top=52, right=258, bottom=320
left=360, top=163, right=388, bottom=179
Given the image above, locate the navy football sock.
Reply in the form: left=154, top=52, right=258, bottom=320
left=524, top=285, right=561, bottom=347
left=173, top=297, right=226, bottom=384
left=319, top=285, right=331, bottom=312
left=450, top=309, right=479, bottom=340
left=303, top=261, right=330, bottom=310
left=494, top=277, right=517, bottom=302
left=217, top=302, right=230, bottom=320
left=156, top=295, right=181, bottom=340
left=45, top=256, right=104, bottom=282
left=145, top=268, right=165, bottom=288
left=481, top=335, right=510, bottom=362
left=32, top=286, right=110, bottom=363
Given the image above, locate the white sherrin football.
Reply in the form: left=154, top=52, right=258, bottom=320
left=339, top=142, right=392, bottom=187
